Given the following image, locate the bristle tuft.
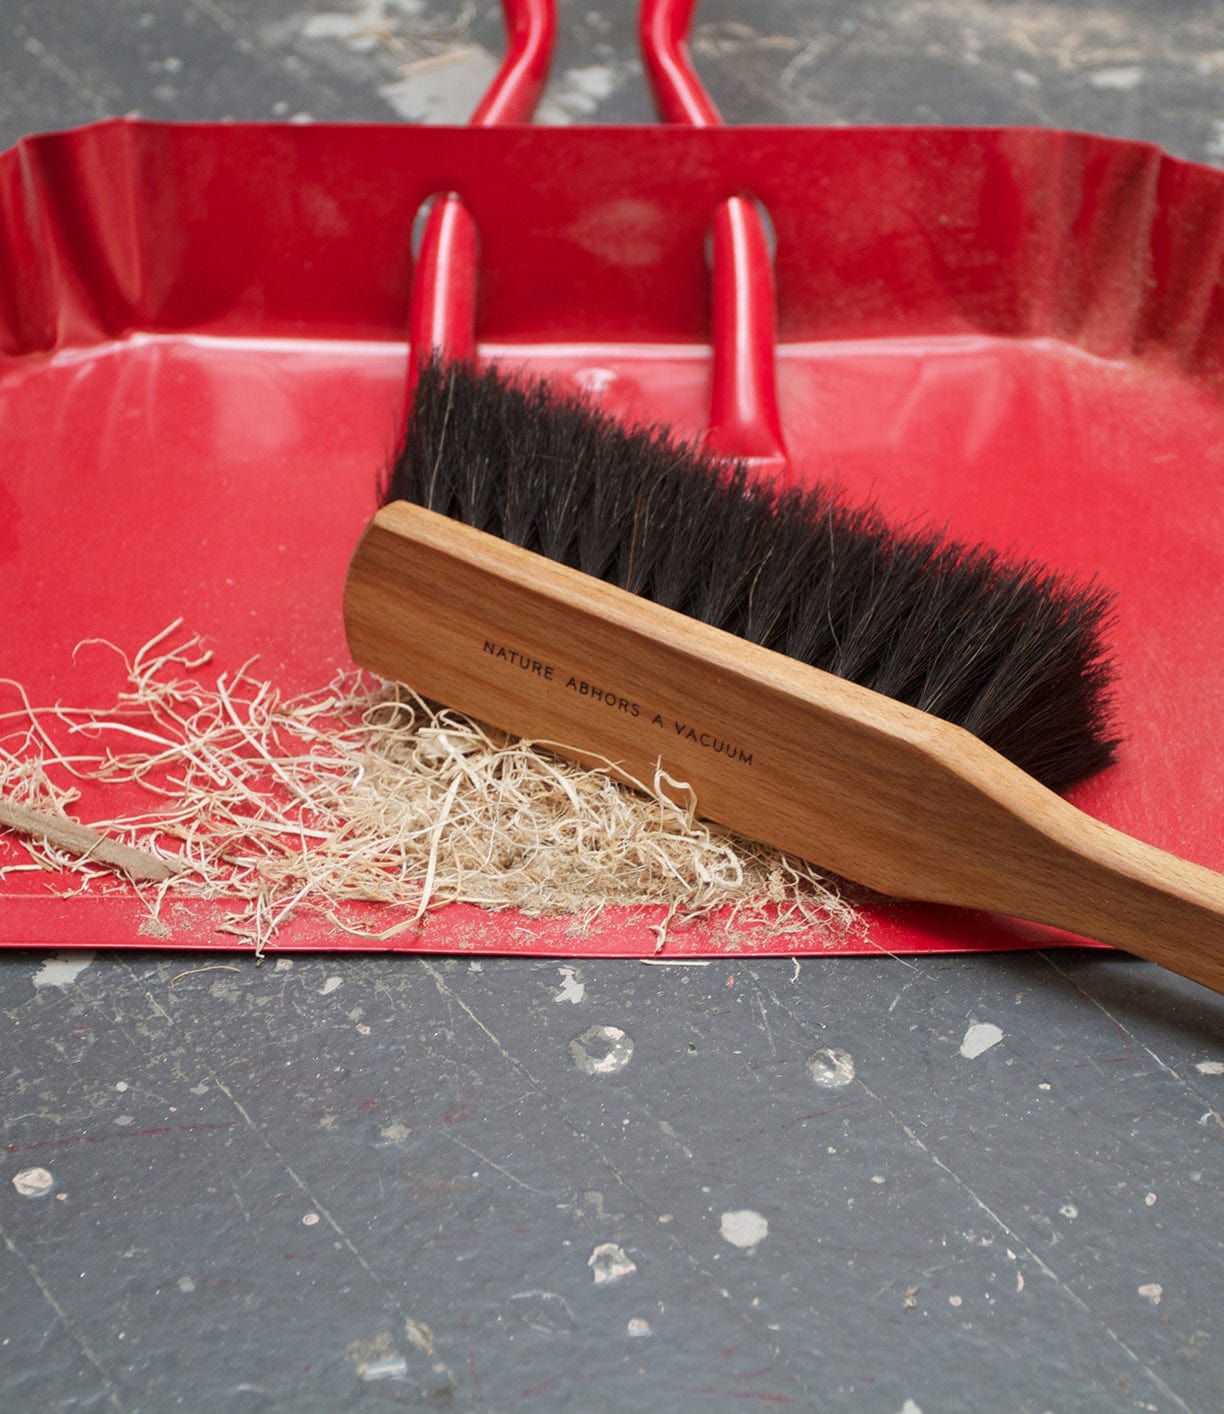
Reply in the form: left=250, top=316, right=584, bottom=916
left=386, top=356, right=1119, bottom=793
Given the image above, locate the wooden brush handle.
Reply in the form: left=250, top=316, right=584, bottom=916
left=345, top=503, right=1224, bottom=995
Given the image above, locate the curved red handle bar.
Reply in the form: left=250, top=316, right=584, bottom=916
left=407, top=0, right=556, bottom=386
left=639, top=0, right=720, bottom=126
left=638, top=0, right=790, bottom=477
left=471, top=0, right=557, bottom=126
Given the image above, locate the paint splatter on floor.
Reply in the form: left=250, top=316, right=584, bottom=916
left=570, top=1025, right=633, bottom=1075
left=960, top=1022, right=1003, bottom=1059
left=807, top=1047, right=855, bottom=1087
left=720, top=1209, right=769, bottom=1252
left=554, top=967, right=585, bottom=1005
left=11, top=1167, right=54, bottom=1197
left=32, top=952, right=94, bottom=989
left=589, top=1243, right=637, bottom=1284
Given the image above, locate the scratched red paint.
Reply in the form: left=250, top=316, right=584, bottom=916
left=728, top=1365, right=782, bottom=1382
left=4, top=1121, right=238, bottom=1154
left=694, top=1391, right=795, bottom=1404
left=520, top=1380, right=558, bottom=1400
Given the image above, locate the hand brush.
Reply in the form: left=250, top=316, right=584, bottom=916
left=345, top=355, right=1224, bottom=996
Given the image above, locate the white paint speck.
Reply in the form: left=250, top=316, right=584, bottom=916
left=177, top=1276, right=195, bottom=1293
left=356, top=1023, right=371, bottom=1035
left=33, top=952, right=95, bottom=989
left=807, top=1047, right=855, bottom=1088
left=1195, top=1060, right=1224, bottom=1075
left=115, top=1082, right=129, bottom=1093
left=1089, top=65, right=1145, bottom=91
left=273, top=958, right=294, bottom=971
left=1138, top=1282, right=1163, bottom=1305
left=1060, top=1204, right=1079, bottom=1220
left=897, top=1401, right=924, bottom=1414
left=948, top=1295, right=963, bottom=1308
left=1016, top=1271, right=1025, bottom=1292
left=302, top=1212, right=320, bottom=1227
left=960, top=1022, right=1003, bottom=1059
left=319, top=976, right=341, bottom=996
left=554, top=966, right=585, bottom=1005
left=720, top=1209, right=769, bottom=1252
left=627, top=1317, right=652, bottom=1338
left=1145, top=1192, right=1157, bottom=1207
left=11, top=1167, right=54, bottom=1197
left=588, top=1242, right=636, bottom=1283
left=379, top=1123, right=413, bottom=1142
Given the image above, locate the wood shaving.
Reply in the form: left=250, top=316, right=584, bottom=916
left=0, top=623, right=856, bottom=953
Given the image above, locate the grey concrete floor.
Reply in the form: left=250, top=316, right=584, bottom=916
left=3, top=3, right=1224, bottom=1412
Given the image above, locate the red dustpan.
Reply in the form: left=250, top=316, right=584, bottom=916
left=2, top=0, right=1223, bottom=958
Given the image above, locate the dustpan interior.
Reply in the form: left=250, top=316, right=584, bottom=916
left=2, top=120, right=1222, bottom=954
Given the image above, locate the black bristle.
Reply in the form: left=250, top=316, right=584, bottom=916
left=384, top=355, right=1120, bottom=793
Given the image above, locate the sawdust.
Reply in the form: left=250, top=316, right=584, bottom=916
left=0, top=624, right=855, bottom=954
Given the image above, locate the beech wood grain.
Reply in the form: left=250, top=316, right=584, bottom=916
left=345, top=502, right=1224, bottom=995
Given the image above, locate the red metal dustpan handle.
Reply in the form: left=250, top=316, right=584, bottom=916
left=407, top=0, right=556, bottom=388
left=638, top=0, right=790, bottom=479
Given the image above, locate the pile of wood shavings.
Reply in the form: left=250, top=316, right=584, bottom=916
left=0, top=624, right=856, bottom=952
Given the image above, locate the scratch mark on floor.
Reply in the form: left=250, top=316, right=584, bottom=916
left=860, top=1079, right=1194, bottom=1414
left=745, top=962, right=1197, bottom=1414
left=1040, top=955, right=1224, bottom=1134
left=750, top=981, right=778, bottom=1060
left=143, top=988, right=173, bottom=1027
left=888, top=976, right=920, bottom=1013
left=417, top=960, right=522, bottom=1074
left=16, top=35, right=109, bottom=111
left=0, top=1221, right=126, bottom=1411
left=413, top=962, right=638, bottom=1190
left=208, top=1073, right=460, bottom=1390
left=445, top=1133, right=553, bottom=1197
left=187, top=0, right=241, bottom=35
left=105, top=963, right=457, bottom=1394
left=229, top=1180, right=255, bottom=1224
